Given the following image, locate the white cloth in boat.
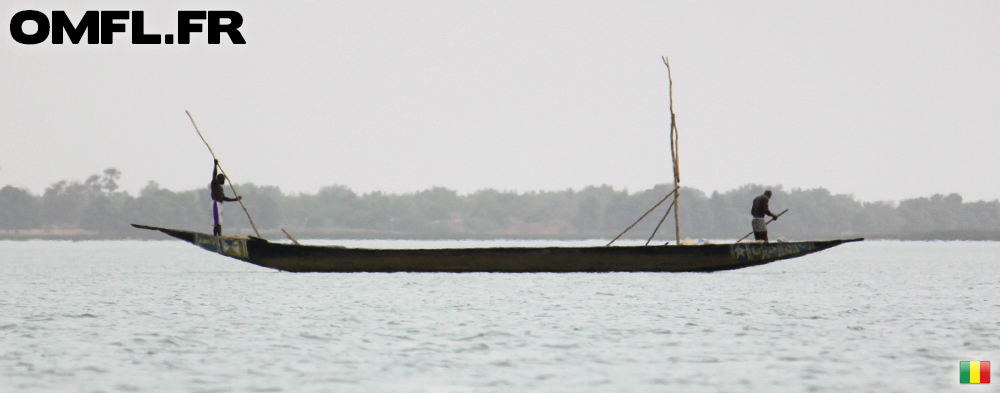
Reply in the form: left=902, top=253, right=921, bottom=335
left=752, top=217, right=767, bottom=232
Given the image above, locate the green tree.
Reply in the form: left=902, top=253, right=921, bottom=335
left=81, top=196, right=120, bottom=232
left=0, top=186, right=39, bottom=230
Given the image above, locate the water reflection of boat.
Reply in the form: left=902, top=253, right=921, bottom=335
left=132, top=224, right=861, bottom=273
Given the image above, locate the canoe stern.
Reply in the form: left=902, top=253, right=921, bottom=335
left=729, top=238, right=862, bottom=264
left=193, top=233, right=250, bottom=261
left=132, top=224, right=252, bottom=262
left=730, top=242, right=817, bottom=262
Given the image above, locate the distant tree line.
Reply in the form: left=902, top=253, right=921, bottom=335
left=2, top=168, right=1000, bottom=240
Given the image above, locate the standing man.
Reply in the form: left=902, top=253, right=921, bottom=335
left=751, top=190, right=779, bottom=242
left=211, top=159, right=241, bottom=236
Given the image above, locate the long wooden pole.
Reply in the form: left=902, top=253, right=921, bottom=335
left=645, top=199, right=676, bottom=246
left=281, top=229, right=301, bottom=245
left=663, top=56, right=681, bottom=245
left=606, top=186, right=679, bottom=246
left=185, top=110, right=262, bottom=238
left=735, top=208, right=789, bottom=243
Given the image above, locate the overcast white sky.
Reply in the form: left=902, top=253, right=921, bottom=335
left=2, top=1, right=998, bottom=202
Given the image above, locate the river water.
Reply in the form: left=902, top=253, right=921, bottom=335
left=1, top=239, right=997, bottom=392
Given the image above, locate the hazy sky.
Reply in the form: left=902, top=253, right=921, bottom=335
left=2, top=1, right=998, bottom=202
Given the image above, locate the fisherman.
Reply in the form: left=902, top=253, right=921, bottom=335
left=211, top=159, right=241, bottom=236
left=751, top=190, right=779, bottom=242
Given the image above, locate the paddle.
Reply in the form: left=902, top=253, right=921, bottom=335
left=186, top=110, right=262, bottom=238
left=735, top=208, right=789, bottom=243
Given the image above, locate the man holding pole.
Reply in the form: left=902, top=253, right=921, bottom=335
left=751, top=190, right=779, bottom=242
left=211, top=159, right=241, bottom=236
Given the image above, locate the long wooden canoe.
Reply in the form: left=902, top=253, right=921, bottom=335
left=133, top=224, right=861, bottom=273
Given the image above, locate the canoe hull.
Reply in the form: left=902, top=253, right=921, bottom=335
left=132, top=224, right=861, bottom=273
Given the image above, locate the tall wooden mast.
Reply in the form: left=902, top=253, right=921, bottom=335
left=663, top=57, right=681, bottom=244
left=605, top=57, right=683, bottom=247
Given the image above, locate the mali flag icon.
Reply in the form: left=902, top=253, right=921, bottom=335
left=960, top=361, right=990, bottom=383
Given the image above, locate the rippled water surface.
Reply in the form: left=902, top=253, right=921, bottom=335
left=1, top=239, right=998, bottom=392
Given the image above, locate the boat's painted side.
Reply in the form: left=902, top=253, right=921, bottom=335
left=132, top=224, right=862, bottom=273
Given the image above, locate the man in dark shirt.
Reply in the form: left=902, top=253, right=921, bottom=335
left=751, top=190, right=778, bottom=242
left=211, top=159, right=241, bottom=236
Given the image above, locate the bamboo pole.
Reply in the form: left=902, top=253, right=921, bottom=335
left=606, top=186, right=679, bottom=246
left=736, top=209, right=789, bottom=243
left=607, top=57, right=684, bottom=247
left=186, top=110, right=262, bottom=238
left=663, top=56, right=681, bottom=245
left=645, top=200, right=676, bottom=246
left=281, top=229, right=301, bottom=245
